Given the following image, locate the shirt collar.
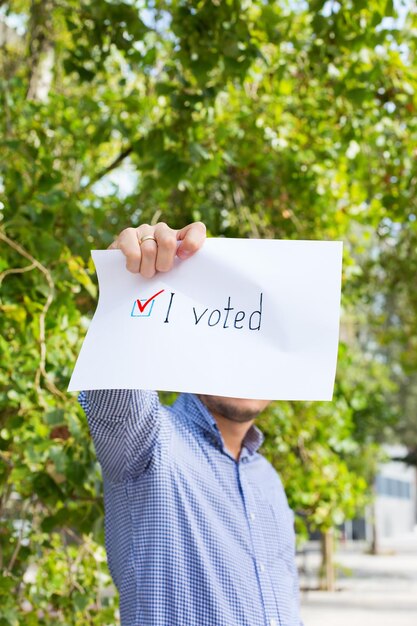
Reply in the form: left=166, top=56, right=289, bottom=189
left=242, top=423, right=264, bottom=456
left=174, top=393, right=264, bottom=456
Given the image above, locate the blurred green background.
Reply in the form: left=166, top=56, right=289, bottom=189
left=1, top=0, right=416, bottom=624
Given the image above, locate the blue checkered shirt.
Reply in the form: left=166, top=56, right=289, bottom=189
left=79, top=390, right=302, bottom=626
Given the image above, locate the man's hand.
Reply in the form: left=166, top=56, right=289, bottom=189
left=109, top=222, right=206, bottom=278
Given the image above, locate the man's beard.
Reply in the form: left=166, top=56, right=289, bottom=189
left=198, top=395, right=262, bottom=423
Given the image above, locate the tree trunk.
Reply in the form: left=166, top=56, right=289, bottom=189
left=369, top=480, right=379, bottom=555
left=320, top=528, right=335, bottom=591
left=26, top=0, right=55, bottom=102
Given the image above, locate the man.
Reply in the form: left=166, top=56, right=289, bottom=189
left=79, top=221, right=303, bottom=626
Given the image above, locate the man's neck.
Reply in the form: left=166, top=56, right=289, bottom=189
left=210, top=412, right=254, bottom=461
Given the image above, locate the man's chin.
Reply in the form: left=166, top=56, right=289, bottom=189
left=198, top=394, right=270, bottom=423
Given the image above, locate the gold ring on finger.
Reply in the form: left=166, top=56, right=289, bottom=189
left=139, top=235, right=157, bottom=245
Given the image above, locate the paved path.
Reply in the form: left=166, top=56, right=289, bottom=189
left=298, top=537, right=417, bottom=626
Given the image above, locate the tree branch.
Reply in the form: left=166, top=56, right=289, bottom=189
left=0, top=262, right=36, bottom=285
left=5, top=498, right=31, bottom=575
left=0, top=229, right=65, bottom=399
left=81, top=145, right=133, bottom=192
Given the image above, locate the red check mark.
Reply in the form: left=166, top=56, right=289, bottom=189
left=136, top=289, right=165, bottom=313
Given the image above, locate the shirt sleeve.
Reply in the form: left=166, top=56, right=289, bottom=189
left=287, top=510, right=304, bottom=626
left=273, top=472, right=304, bottom=625
left=79, top=388, right=163, bottom=482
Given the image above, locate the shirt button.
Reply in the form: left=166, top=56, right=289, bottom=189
left=250, top=512, right=256, bottom=521
left=259, top=562, right=265, bottom=573
left=241, top=457, right=249, bottom=464
left=269, top=620, right=278, bottom=626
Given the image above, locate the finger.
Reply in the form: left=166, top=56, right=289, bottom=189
left=176, top=222, right=206, bottom=260
left=136, top=224, right=158, bottom=278
left=154, top=222, right=178, bottom=272
left=114, top=228, right=142, bottom=273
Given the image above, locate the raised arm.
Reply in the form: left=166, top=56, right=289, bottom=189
left=79, top=388, right=161, bottom=482
left=79, top=221, right=206, bottom=482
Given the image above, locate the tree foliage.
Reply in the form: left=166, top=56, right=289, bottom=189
left=1, top=0, right=415, bottom=622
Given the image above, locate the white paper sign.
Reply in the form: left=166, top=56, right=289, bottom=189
left=68, top=238, right=343, bottom=400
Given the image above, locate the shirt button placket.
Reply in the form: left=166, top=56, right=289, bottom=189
left=239, top=458, right=275, bottom=626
